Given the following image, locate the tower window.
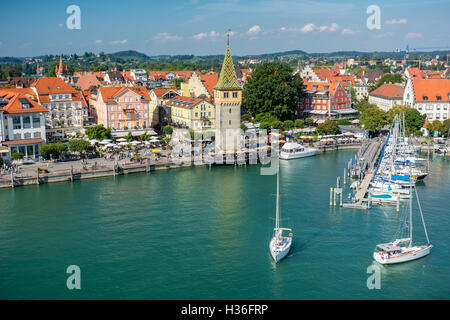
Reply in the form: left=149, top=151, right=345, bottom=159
left=229, top=108, right=232, bottom=113
left=232, top=92, right=238, bottom=98
left=229, top=120, right=231, bottom=125
left=224, top=92, right=229, bottom=98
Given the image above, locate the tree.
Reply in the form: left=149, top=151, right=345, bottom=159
left=316, top=120, right=341, bottom=135
left=12, top=152, right=24, bottom=161
left=39, top=142, right=67, bottom=159
left=304, top=118, right=314, bottom=126
left=426, top=120, right=443, bottom=135
left=386, top=105, right=426, bottom=134
left=242, top=61, right=305, bottom=121
left=241, top=114, right=253, bottom=122
left=283, top=120, right=294, bottom=130
left=260, top=122, right=271, bottom=130
left=125, top=132, right=134, bottom=142
left=140, top=132, right=151, bottom=141
left=163, top=125, right=173, bottom=136
left=294, top=119, right=304, bottom=128
left=254, top=112, right=279, bottom=124
left=240, top=123, right=248, bottom=132
left=369, top=74, right=405, bottom=92
left=271, top=120, right=282, bottom=129
left=354, top=99, right=378, bottom=113
left=359, top=107, right=387, bottom=135
left=439, top=119, right=450, bottom=136
left=69, top=140, right=93, bottom=155
left=85, top=125, right=112, bottom=140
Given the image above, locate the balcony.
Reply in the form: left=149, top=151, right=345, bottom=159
left=123, top=107, right=135, bottom=113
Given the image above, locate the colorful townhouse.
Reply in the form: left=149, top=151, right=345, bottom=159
left=149, top=88, right=179, bottom=126
left=296, top=80, right=357, bottom=122
left=0, top=90, right=48, bottom=160
left=168, top=96, right=215, bottom=130
left=90, top=86, right=151, bottom=130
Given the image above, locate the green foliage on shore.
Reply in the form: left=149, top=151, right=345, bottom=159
left=163, top=126, right=174, bottom=136
left=85, top=125, right=112, bottom=140
left=316, top=120, right=341, bottom=135
left=368, top=74, right=405, bottom=93
left=359, top=106, right=388, bottom=135
left=39, top=143, right=67, bottom=159
left=294, top=119, right=304, bottom=128
left=386, top=105, right=426, bottom=134
left=68, top=140, right=93, bottom=154
left=242, top=61, right=305, bottom=121
left=12, top=152, right=24, bottom=161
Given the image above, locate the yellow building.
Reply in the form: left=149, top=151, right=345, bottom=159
left=169, top=96, right=215, bottom=129
left=149, top=88, right=179, bottom=126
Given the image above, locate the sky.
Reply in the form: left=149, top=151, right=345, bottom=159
left=1, top=0, right=449, bottom=57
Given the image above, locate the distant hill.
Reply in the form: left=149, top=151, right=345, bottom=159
left=108, top=50, right=150, bottom=60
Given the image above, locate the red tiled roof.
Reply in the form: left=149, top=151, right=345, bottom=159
left=31, top=77, right=78, bottom=94
left=168, top=96, right=205, bottom=109
left=304, top=80, right=340, bottom=95
left=98, top=86, right=150, bottom=102
left=370, top=84, right=404, bottom=99
left=200, top=73, right=219, bottom=97
left=76, top=75, right=101, bottom=91
left=151, top=88, right=178, bottom=97
left=412, top=79, right=450, bottom=102
left=0, top=91, right=48, bottom=114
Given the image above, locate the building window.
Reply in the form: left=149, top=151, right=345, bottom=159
left=117, top=122, right=121, bottom=129
left=34, top=132, right=41, bottom=138
left=13, top=116, right=21, bottom=129
left=32, top=115, right=41, bottom=128
left=24, top=132, right=31, bottom=139
left=110, top=114, right=114, bottom=120
left=14, top=133, right=22, bottom=140
left=224, top=92, right=229, bottom=98
left=229, top=120, right=231, bottom=125
left=232, top=92, right=238, bottom=98
left=195, top=112, right=198, bottom=117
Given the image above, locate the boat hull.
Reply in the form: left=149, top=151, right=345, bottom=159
left=279, top=150, right=317, bottom=160
left=270, top=237, right=292, bottom=263
left=373, top=245, right=432, bottom=265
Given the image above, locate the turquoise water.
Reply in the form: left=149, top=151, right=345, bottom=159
left=0, top=151, right=449, bottom=299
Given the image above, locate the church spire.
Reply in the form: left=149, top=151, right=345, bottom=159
left=214, top=36, right=241, bottom=90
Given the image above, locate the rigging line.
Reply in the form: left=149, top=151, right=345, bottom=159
left=414, top=187, right=431, bottom=245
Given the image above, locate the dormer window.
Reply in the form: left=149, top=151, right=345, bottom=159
left=423, top=96, right=428, bottom=101
left=22, top=103, right=30, bottom=109
left=437, top=96, right=442, bottom=101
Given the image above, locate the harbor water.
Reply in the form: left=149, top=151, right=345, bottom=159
left=0, top=150, right=449, bottom=299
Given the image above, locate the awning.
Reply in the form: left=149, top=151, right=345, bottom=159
left=1, top=138, right=45, bottom=146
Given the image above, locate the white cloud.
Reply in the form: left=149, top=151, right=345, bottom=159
left=341, top=28, right=357, bottom=35
left=300, top=23, right=316, bottom=33
left=95, top=40, right=103, bottom=45
left=386, top=18, right=408, bottom=25
left=405, top=32, right=423, bottom=39
left=319, top=23, right=339, bottom=32
left=374, top=32, right=393, bottom=39
left=247, top=25, right=261, bottom=35
left=193, top=32, right=207, bottom=40
left=209, top=30, right=221, bottom=38
left=154, top=33, right=182, bottom=41
left=110, top=40, right=128, bottom=45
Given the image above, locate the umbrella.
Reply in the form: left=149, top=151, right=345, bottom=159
left=90, top=139, right=100, bottom=145
left=130, top=141, right=141, bottom=145
left=118, top=142, right=130, bottom=146
left=100, top=139, right=112, bottom=144
left=105, top=143, right=116, bottom=148
left=144, top=141, right=151, bottom=145
left=116, top=138, right=127, bottom=142
left=52, top=132, right=63, bottom=137
left=152, top=149, right=162, bottom=153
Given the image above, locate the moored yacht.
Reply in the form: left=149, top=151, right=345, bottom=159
left=279, top=142, right=317, bottom=160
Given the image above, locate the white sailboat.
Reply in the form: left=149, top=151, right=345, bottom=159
left=373, top=183, right=432, bottom=265
left=269, top=168, right=293, bottom=263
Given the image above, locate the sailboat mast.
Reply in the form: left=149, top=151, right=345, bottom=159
left=409, top=168, right=413, bottom=247
left=414, top=187, right=430, bottom=245
left=276, top=169, right=280, bottom=231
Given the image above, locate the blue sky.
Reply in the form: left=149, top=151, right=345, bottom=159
left=1, top=0, right=449, bottom=57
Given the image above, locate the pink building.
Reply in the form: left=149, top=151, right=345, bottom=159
left=90, top=86, right=151, bottom=130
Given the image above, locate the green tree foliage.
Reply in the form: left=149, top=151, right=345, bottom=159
left=85, top=125, right=112, bottom=140
left=386, top=105, right=426, bottom=134
left=240, top=123, right=248, bottom=132
left=163, top=125, right=173, bottom=136
left=304, top=118, right=314, bottom=126
left=68, top=140, right=93, bottom=154
left=259, top=122, right=271, bottom=130
left=12, top=152, right=24, bottom=161
left=369, top=74, right=405, bottom=92
left=294, top=119, right=304, bottom=128
left=283, top=120, right=294, bottom=130
left=140, top=132, right=151, bottom=141
left=359, top=107, right=387, bottom=135
left=241, top=114, right=253, bottom=122
left=126, top=132, right=134, bottom=142
left=426, top=120, right=443, bottom=135
left=271, top=120, right=282, bottom=129
left=354, top=99, right=378, bottom=113
left=254, top=112, right=279, bottom=123
left=316, top=120, right=341, bottom=135
left=39, top=143, right=67, bottom=159
left=439, top=119, right=450, bottom=136
left=242, top=61, right=305, bottom=121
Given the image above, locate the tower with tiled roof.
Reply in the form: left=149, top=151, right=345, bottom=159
left=214, top=35, right=242, bottom=153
